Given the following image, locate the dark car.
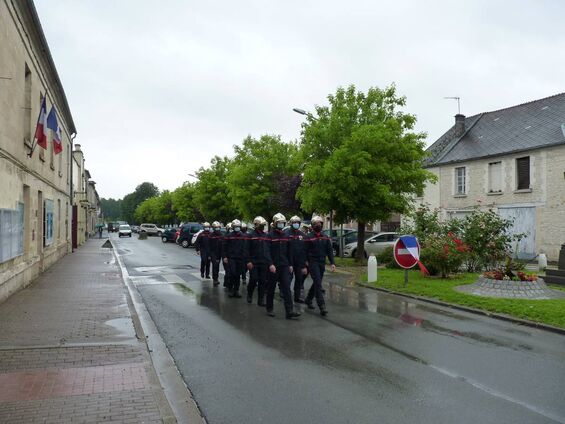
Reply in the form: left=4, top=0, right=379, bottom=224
left=161, top=228, right=179, bottom=243
left=177, top=222, right=203, bottom=248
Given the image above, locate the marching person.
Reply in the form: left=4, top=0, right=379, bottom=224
left=266, top=213, right=300, bottom=319
left=208, top=221, right=223, bottom=286
left=194, top=222, right=212, bottom=279
left=222, top=222, right=233, bottom=290
left=240, top=222, right=249, bottom=284
left=246, top=216, right=270, bottom=306
left=304, top=215, right=335, bottom=316
left=222, top=219, right=247, bottom=298
left=286, top=215, right=307, bottom=303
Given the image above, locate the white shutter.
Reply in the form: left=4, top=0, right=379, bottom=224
left=488, top=162, right=502, bottom=192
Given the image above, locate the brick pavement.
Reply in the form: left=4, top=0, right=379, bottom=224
left=0, top=240, right=175, bottom=423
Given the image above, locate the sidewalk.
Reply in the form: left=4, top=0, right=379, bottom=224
left=0, top=240, right=176, bottom=423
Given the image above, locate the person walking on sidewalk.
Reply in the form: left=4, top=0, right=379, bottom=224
left=98, top=225, right=103, bottom=239
left=266, top=213, right=300, bottom=319
left=209, top=221, right=223, bottom=286
left=246, top=216, right=271, bottom=306
left=286, top=215, right=307, bottom=303
left=222, top=219, right=247, bottom=298
left=304, top=215, right=335, bottom=316
left=195, top=222, right=212, bottom=279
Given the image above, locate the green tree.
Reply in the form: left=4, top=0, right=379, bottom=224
left=227, top=134, right=301, bottom=221
left=298, top=84, right=435, bottom=261
left=171, top=183, right=203, bottom=223
left=193, top=156, right=239, bottom=224
left=100, top=198, right=122, bottom=221
left=121, top=182, right=159, bottom=224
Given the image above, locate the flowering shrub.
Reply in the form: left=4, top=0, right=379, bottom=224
left=483, top=270, right=538, bottom=282
left=419, top=231, right=469, bottom=278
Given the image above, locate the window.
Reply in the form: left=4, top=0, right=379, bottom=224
left=44, top=199, right=54, bottom=246
left=23, top=64, right=32, bottom=146
left=0, top=203, right=24, bottom=263
left=488, top=161, right=502, bottom=192
left=516, top=157, right=530, bottom=190
left=455, top=167, right=466, bottom=195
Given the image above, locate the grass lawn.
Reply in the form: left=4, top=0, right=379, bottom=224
left=360, top=268, right=565, bottom=329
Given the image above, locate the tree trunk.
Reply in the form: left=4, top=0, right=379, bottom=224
left=355, top=222, right=366, bottom=263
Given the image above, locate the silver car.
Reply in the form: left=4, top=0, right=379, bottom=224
left=343, top=232, right=399, bottom=258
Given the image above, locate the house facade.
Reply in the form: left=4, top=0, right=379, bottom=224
left=0, top=1, right=99, bottom=303
left=417, top=94, right=565, bottom=261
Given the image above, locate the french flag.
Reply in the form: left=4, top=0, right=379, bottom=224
left=34, top=96, right=48, bottom=149
left=47, top=106, right=63, bottom=155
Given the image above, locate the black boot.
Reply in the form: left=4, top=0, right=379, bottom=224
left=266, top=309, right=275, bottom=317
left=305, top=300, right=315, bottom=310
left=257, top=297, right=265, bottom=307
left=320, top=306, right=328, bottom=316
left=213, top=280, right=219, bottom=286
left=246, top=293, right=252, bottom=304
left=294, top=296, right=304, bottom=304
left=286, top=311, right=301, bottom=320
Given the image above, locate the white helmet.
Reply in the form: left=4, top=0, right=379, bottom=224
left=231, top=219, right=241, bottom=227
left=289, top=215, right=301, bottom=223
left=212, top=221, right=221, bottom=228
left=203, top=222, right=210, bottom=227
left=242, top=222, right=248, bottom=229
left=226, top=222, right=232, bottom=230
left=253, top=216, right=267, bottom=228
left=311, top=215, right=324, bottom=225
left=273, top=213, right=286, bottom=224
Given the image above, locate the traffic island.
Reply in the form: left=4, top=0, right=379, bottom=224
left=455, top=277, right=565, bottom=299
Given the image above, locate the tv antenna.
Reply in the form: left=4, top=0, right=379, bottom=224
left=444, top=96, right=461, bottom=114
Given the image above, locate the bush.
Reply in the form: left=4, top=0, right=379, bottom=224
left=376, top=246, right=401, bottom=269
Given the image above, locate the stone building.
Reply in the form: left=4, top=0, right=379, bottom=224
left=0, top=0, right=92, bottom=303
left=415, top=93, right=565, bottom=261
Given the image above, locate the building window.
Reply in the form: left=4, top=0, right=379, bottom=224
left=516, top=156, right=530, bottom=190
left=0, top=203, right=24, bottom=263
left=488, top=161, right=502, bottom=192
left=23, top=64, right=32, bottom=146
left=44, top=199, right=54, bottom=246
left=455, top=167, right=466, bottom=195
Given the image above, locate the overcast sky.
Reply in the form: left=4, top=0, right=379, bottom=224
left=35, top=0, right=564, bottom=199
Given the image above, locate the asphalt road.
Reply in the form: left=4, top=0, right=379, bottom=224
left=112, top=233, right=565, bottom=424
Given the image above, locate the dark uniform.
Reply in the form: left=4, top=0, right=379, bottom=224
left=304, top=230, right=335, bottom=314
left=208, top=229, right=223, bottom=285
left=286, top=227, right=307, bottom=302
left=267, top=228, right=297, bottom=317
left=240, top=228, right=249, bottom=284
left=222, top=230, right=247, bottom=297
left=194, top=230, right=211, bottom=278
left=246, top=228, right=271, bottom=305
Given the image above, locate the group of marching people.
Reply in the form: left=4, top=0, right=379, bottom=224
left=194, top=214, right=335, bottom=319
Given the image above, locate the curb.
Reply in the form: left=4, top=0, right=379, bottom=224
left=357, top=282, right=565, bottom=336
left=111, top=242, right=207, bottom=424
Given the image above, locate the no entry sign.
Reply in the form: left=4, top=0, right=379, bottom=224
left=394, top=236, right=421, bottom=269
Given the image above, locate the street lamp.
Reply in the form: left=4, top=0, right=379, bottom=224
left=292, top=108, right=308, bottom=116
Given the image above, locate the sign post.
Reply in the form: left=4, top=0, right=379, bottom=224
left=394, top=235, right=425, bottom=286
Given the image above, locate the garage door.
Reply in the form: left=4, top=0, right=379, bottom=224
left=498, top=207, right=536, bottom=260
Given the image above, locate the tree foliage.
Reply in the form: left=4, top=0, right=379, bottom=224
left=171, top=183, right=203, bottom=223
left=121, top=182, right=160, bottom=224
left=227, top=134, right=301, bottom=221
left=298, top=84, right=435, bottom=260
left=100, top=198, right=122, bottom=221
left=133, top=190, right=176, bottom=226
left=193, top=156, right=239, bottom=224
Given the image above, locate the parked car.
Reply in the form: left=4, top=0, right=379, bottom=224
left=343, top=232, right=399, bottom=258
left=131, top=225, right=140, bottom=233
left=161, top=228, right=179, bottom=243
left=139, top=223, right=164, bottom=236
left=177, top=222, right=203, bottom=248
left=118, top=224, right=132, bottom=238
left=333, top=230, right=376, bottom=256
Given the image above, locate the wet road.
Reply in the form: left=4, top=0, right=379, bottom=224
left=113, top=234, right=565, bottom=424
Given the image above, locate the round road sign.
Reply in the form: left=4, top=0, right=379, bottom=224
left=393, top=236, right=420, bottom=269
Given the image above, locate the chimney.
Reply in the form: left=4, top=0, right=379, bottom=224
left=74, top=144, right=82, bottom=152
left=454, top=114, right=466, bottom=137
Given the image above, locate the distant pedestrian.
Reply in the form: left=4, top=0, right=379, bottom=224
left=98, top=225, right=103, bottom=239
left=240, top=222, right=249, bottom=284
